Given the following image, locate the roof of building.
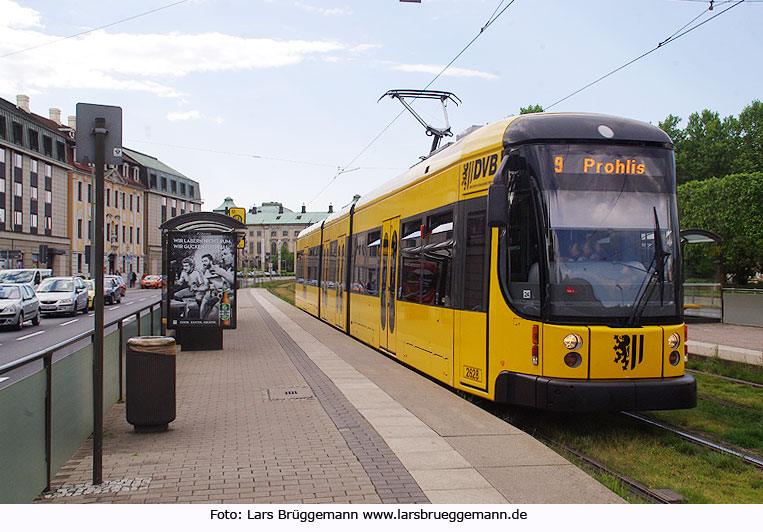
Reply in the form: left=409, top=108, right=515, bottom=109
left=122, top=147, right=189, bottom=179
left=245, top=201, right=329, bottom=226
left=213, top=197, right=240, bottom=213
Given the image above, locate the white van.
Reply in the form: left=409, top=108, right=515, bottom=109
left=0, top=268, right=53, bottom=288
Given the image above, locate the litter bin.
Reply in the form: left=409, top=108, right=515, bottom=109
left=126, top=336, right=176, bottom=432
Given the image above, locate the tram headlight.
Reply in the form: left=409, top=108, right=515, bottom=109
left=669, top=351, right=681, bottom=366
left=564, top=352, right=582, bottom=368
left=668, top=332, right=681, bottom=349
left=563, top=333, right=583, bottom=351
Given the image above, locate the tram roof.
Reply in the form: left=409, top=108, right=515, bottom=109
left=297, top=112, right=672, bottom=239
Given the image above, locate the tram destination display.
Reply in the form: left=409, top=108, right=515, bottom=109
left=167, top=232, right=236, bottom=329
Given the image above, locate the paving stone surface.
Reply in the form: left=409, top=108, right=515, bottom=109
left=35, top=290, right=412, bottom=504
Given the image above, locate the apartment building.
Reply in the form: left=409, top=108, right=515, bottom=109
left=122, top=148, right=202, bottom=275
left=0, top=95, right=71, bottom=274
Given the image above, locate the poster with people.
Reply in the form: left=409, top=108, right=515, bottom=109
left=168, top=232, right=236, bottom=328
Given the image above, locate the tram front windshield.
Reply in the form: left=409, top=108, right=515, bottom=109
left=509, top=144, right=681, bottom=324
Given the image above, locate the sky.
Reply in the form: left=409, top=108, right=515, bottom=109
left=0, top=0, right=760, bottom=214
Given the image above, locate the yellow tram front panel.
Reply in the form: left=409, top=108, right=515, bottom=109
left=662, top=323, right=686, bottom=378
left=588, top=326, right=664, bottom=379
left=542, top=324, right=590, bottom=380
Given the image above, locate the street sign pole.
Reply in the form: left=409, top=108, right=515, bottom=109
left=93, top=118, right=106, bottom=485
left=76, top=103, right=122, bottom=487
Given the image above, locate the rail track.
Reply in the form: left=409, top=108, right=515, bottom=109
left=620, top=411, right=763, bottom=469
left=523, top=426, right=681, bottom=504
left=686, top=368, right=763, bottom=389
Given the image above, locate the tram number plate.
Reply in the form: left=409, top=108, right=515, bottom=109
left=462, top=365, right=482, bottom=383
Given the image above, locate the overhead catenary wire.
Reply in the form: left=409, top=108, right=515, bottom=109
left=306, top=0, right=518, bottom=208
left=0, top=0, right=191, bottom=60
left=545, top=0, right=745, bottom=110
left=124, top=138, right=401, bottom=172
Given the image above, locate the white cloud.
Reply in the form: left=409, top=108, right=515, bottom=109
left=0, top=0, right=43, bottom=29
left=0, top=1, right=363, bottom=99
left=295, top=2, right=353, bottom=16
left=390, top=63, right=499, bottom=80
left=167, top=109, right=202, bottom=121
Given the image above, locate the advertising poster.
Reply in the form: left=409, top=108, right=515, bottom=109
left=167, top=232, right=236, bottom=329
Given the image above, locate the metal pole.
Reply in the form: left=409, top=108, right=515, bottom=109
left=44, top=352, right=52, bottom=492
left=92, top=117, right=106, bottom=485
left=118, top=321, right=124, bottom=402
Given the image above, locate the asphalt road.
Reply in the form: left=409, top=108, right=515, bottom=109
left=0, top=288, right=162, bottom=389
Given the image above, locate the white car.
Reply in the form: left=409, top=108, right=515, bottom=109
left=0, top=283, right=41, bottom=329
left=36, top=276, right=89, bottom=317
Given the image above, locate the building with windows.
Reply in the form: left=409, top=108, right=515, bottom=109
left=0, top=95, right=71, bottom=274
left=68, top=154, right=94, bottom=276
left=213, top=198, right=331, bottom=271
left=103, top=161, right=147, bottom=276
left=122, top=148, right=202, bottom=275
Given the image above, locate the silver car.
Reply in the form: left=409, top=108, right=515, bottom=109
left=0, top=283, right=41, bottom=329
left=36, top=276, right=89, bottom=317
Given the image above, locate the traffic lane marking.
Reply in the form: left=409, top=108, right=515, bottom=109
left=60, top=319, right=79, bottom=326
left=125, top=301, right=135, bottom=306
left=17, top=330, right=45, bottom=341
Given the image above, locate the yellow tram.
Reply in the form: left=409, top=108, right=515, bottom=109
left=295, top=112, right=696, bottom=411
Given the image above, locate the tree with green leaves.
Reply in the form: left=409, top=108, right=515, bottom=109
left=678, top=173, right=763, bottom=285
left=735, top=100, right=763, bottom=173
left=280, top=243, right=294, bottom=273
left=658, top=100, right=762, bottom=185
left=519, top=104, right=543, bottom=115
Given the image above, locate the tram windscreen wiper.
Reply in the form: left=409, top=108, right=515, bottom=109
left=626, top=207, right=670, bottom=327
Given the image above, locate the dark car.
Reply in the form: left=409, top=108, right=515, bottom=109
left=105, top=277, right=122, bottom=305
left=106, top=275, right=126, bottom=296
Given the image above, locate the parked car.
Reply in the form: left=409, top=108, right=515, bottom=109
left=82, top=278, right=122, bottom=307
left=36, top=276, right=89, bottom=317
left=105, top=277, right=122, bottom=305
left=106, top=275, right=126, bottom=296
left=140, top=274, right=163, bottom=289
left=84, top=279, right=95, bottom=309
left=0, top=283, right=40, bottom=329
left=0, top=268, right=52, bottom=288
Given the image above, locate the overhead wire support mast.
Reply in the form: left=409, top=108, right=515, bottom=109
left=379, top=89, right=461, bottom=154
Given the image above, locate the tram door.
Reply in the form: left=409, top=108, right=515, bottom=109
left=334, top=235, right=346, bottom=329
left=380, top=217, right=400, bottom=353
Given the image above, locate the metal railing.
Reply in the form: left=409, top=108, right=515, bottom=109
left=684, top=282, right=722, bottom=307
left=0, top=300, right=161, bottom=503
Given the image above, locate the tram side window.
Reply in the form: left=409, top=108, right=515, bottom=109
left=296, top=250, right=305, bottom=284
left=350, top=229, right=381, bottom=296
left=399, top=219, right=423, bottom=303
left=399, top=212, right=453, bottom=307
left=307, top=245, right=321, bottom=286
left=504, top=178, right=541, bottom=316
left=463, top=209, right=487, bottom=311
left=328, top=240, right=338, bottom=289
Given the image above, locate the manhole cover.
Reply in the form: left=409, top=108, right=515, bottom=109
left=267, top=386, right=314, bottom=401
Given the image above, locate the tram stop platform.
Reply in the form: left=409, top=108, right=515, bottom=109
left=35, top=288, right=626, bottom=504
